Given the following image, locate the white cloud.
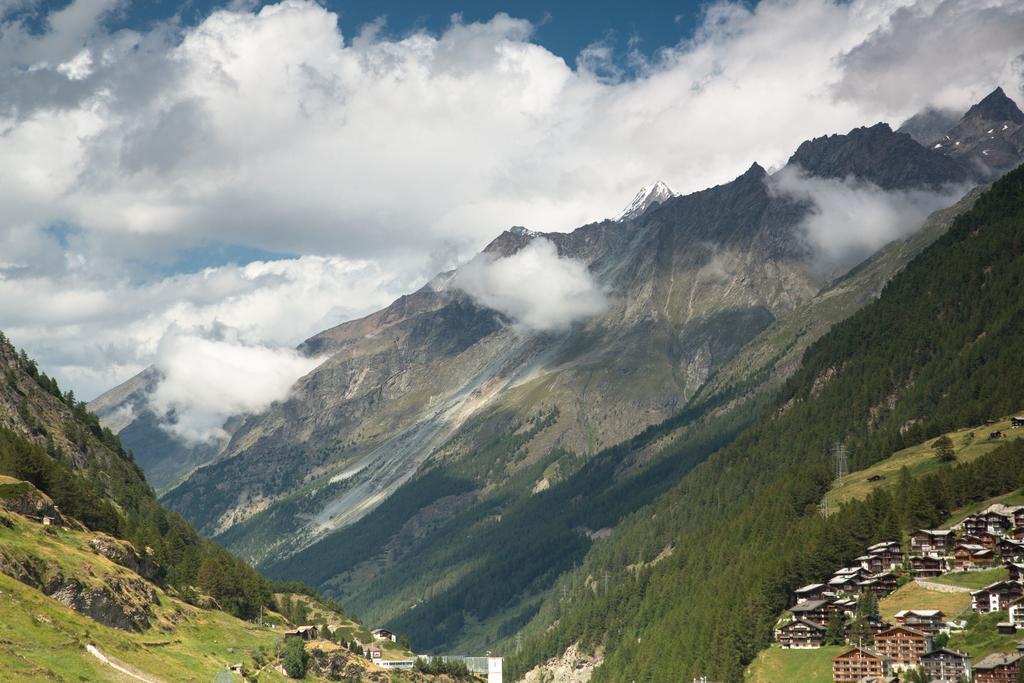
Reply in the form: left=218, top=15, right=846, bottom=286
left=834, top=0, right=1024, bottom=112
left=0, top=0, right=1022, bottom=404
left=772, top=166, right=970, bottom=268
left=149, top=328, right=323, bottom=443
left=453, top=238, right=607, bottom=331
left=0, top=242, right=416, bottom=399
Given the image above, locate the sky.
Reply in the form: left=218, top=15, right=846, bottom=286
left=1, top=0, right=1023, bottom=438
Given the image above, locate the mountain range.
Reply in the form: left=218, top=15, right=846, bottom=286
left=90, top=86, right=1024, bottom=663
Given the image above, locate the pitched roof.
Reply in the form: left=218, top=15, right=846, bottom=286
left=877, top=625, right=929, bottom=638
left=975, top=652, right=1022, bottom=669
left=779, top=618, right=827, bottom=632
left=795, top=583, right=826, bottom=593
left=920, top=648, right=968, bottom=660
left=972, top=580, right=1024, bottom=595
left=791, top=599, right=831, bottom=612
left=894, top=609, right=942, bottom=617
left=834, top=646, right=889, bottom=662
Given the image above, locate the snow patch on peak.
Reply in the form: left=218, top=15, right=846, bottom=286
left=508, top=226, right=540, bottom=238
left=615, top=180, right=676, bottom=221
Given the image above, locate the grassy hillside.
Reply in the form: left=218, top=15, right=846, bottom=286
left=745, top=645, right=845, bottom=683
left=0, top=497, right=447, bottom=681
left=508, top=164, right=1024, bottom=681
left=877, top=581, right=971, bottom=621
left=829, top=413, right=1024, bottom=506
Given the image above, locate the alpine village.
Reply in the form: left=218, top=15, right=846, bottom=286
left=5, top=2, right=1024, bottom=683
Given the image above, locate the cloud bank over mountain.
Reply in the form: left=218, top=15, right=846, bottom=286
left=454, top=238, right=607, bottom=331
left=772, top=168, right=970, bottom=267
left=150, top=328, right=324, bottom=444
left=0, top=0, right=1022, bottom=399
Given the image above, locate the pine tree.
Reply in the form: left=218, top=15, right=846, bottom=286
left=825, top=612, right=845, bottom=645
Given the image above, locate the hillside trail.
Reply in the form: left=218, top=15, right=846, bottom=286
left=86, top=644, right=163, bottom=683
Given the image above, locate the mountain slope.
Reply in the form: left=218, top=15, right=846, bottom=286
left=93, top=89, right=1024, bottom=659
left=0, top=332, right=275, bottom=622
left=160, top=160, right=825, bottom=546
left=161, top=121, right=980, bottom=558
left=508, top=161, right=1024, bottom=681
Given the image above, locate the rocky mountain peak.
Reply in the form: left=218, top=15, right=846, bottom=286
left=963, top=86, right=1024, bottom=125
left=785, top=121, right=971, bottom=190
left=481, top=224, right=544, bottom=258
left=615, top=180, right=676, bottom=221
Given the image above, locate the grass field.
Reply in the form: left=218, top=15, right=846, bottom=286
left=929, top=567, right=1008, bottom=590
left=745, top=645, right=846, bottom=683
left=829, top=416, right=1024, bottom=506
left=878, top=581, right=971, bottom=621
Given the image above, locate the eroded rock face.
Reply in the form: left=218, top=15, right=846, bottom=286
left=90, top=535, right=163, bottom=584
left=0, top=483, right=66, bottom=526
left=521, top=643, right=602, bottom=683
left=47, top=575, right=158, bottom=632
left=0, top=547, right=159, bottom=632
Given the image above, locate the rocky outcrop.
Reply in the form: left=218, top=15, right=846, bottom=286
left=90, top=535, right=163, bottom=584
left=0, top=478, right=66, bottom=526
left=306, top=648, right=392, bottom=682
left=0, top=546, right=159, bottom=632
left=47, top=575, right=158, bottom=632
left=521, top=643, right=602, bottom=683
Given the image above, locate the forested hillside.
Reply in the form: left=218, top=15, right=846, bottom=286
left=0, top=334, right=274, bottom=619
left=508, top=163, right=1024, bottom=681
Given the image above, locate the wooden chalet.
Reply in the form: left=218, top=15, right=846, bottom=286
left=865, top=542, right=902, bottom=572
left=284, top=625, right=319, bottom=641
left=867, top=541, right=901, bottom=554
left=832, top=647, right=892, bottom=683
left=978, top=531, right=1002, bottom=549
left=789, top=598, right=835, bottom=626
left=775, top=618, right=826, bottom=648
left=1013, top=417, right=1024, bottom=428
left=955, top=543, right=995, bottom=569
left=830, top=567, right=871, bottom=594
left=974, top=652, right=1021, bottom=683
left=859, top=552, right=901, bottom=574
left=910, top=529, right=954, bottom=557
left=364, top=644, right=383, bottom=660
left=972, top=580, right=1024, bottom=613
left=857, top=572, right=898, bottom=599
left=983, top=510, right=1015, bottom=535
left=999, top=538, right=1024, bottom=561
left=1008, top=562, right=1024, bottom=582
left=873, top=625, right=932, bottom=667
left=920, top=648, right=971, bottom=683
left=910, top=554, right=946, bottom=578
left=371, top=628, right=398, bottom=643
left=962, top=513, right=989, bottom=538
left=893, top=609, right=944, bottom=636
left=794, top=583, right=831, bottom=603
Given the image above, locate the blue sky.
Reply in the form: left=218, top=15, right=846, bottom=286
left=31, top=0, right=718, bottom=69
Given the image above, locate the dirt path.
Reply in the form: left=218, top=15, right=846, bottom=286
left=86, top=644, right=161, bottom=683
